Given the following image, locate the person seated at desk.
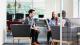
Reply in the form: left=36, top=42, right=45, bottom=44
left=24, top=9, right=40, bottom=45
left=62, top=10, right=71, bottom=27
left=46, top=11, right=59, bottom=44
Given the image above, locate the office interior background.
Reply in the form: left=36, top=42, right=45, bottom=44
left=0, top=0, right=80, bottom=45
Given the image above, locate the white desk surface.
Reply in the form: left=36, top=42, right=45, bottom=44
left=77, top=32, right=80, bottom=35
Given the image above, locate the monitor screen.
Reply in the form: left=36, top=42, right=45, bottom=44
left=38, top=15, right=44, bottom=18
left=7, top=13, right=13, bottom=20
left=15, top=13, right=24, bottom=19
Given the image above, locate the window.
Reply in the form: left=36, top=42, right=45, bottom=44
left=7, top=0, right=56, bottom=19
left=78, top=0, right=80, bottom=17
left=73, top=0, right=80, bottom=18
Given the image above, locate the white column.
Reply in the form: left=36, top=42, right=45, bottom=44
left=73, top=0, right=78, bottom=18
left=0, top=0, right=7, bottom=45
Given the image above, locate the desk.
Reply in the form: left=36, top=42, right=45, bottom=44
left=77, top=32, right=80, bottom=35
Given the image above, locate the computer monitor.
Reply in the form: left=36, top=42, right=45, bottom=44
left=15, top=13, right=24, bottom=19
left=38, top=15, right=44, bottom=18
left=7, top=13, right=13, bottom=20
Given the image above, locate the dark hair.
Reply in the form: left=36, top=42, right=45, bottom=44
left=62, top=10, right=66, bottom=14
left=58, top=13, right=60, bottom=17
left=28, top=9, right=35, bottom=14
left=51, top=12, right=55, bottom=20
left=62, top=10, right=66, bottom=18
left=51, top=17, right=55, bottom=20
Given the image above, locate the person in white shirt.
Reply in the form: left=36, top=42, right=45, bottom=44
left=46, top=12, right=59, bottom=44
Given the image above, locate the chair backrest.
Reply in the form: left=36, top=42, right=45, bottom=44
left=34, top=19, right=47, bottom=27
left=62, top=27, right=77, bottom=41
left=77, top=27, right=80, bottom=32
left=51, top=26, right=60, bottom=40
left=7, top=21, right=22, bottom=30
left=11, top=24, right=31, bottom=37
left=51, top=26, right=78, bottom=41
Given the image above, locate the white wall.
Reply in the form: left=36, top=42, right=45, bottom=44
left=0, top=0, right=7, bottom=45
left=63, top=0, right=73, bottom=18
left=62, top=0, right=80, bottom=18
left=45, top=0, right=56, bottom=18
left=55, top=0, right=61, bottom=13
left=73, top=0, right=79, bottom=18
left=46, top=0, right=74, bottom=18
left=45, top=0, right=61, bottom=18
left=45, top=0, right=73, bottom=18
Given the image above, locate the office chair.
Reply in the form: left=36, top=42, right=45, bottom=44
left=11, top=24, right=31, bottom=45
left=51, top=26, right=60, bottom=45
left=51, top=27, right=78, bottom=45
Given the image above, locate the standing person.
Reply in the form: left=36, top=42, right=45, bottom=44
left=24, top=9, right=40, bottom=45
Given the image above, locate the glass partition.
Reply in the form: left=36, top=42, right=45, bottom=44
left=5, top=0, right=62, bottom=45
left=62, top=0, right=80, bottom=45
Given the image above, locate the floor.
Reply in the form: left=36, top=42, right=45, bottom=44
left=4, top=31, right=51, bottom=45
left=4, top=36, right=79, bottom=45
left=4, top=36, right=51, bottom=45
left=4, top=36, right=49, bottom=45
left=4, top=43, right=50, bottom=45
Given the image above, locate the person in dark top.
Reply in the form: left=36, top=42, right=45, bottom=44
left=62, top=10, right=71, bottom=27
left=24, top=9, right=40, bottom=45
